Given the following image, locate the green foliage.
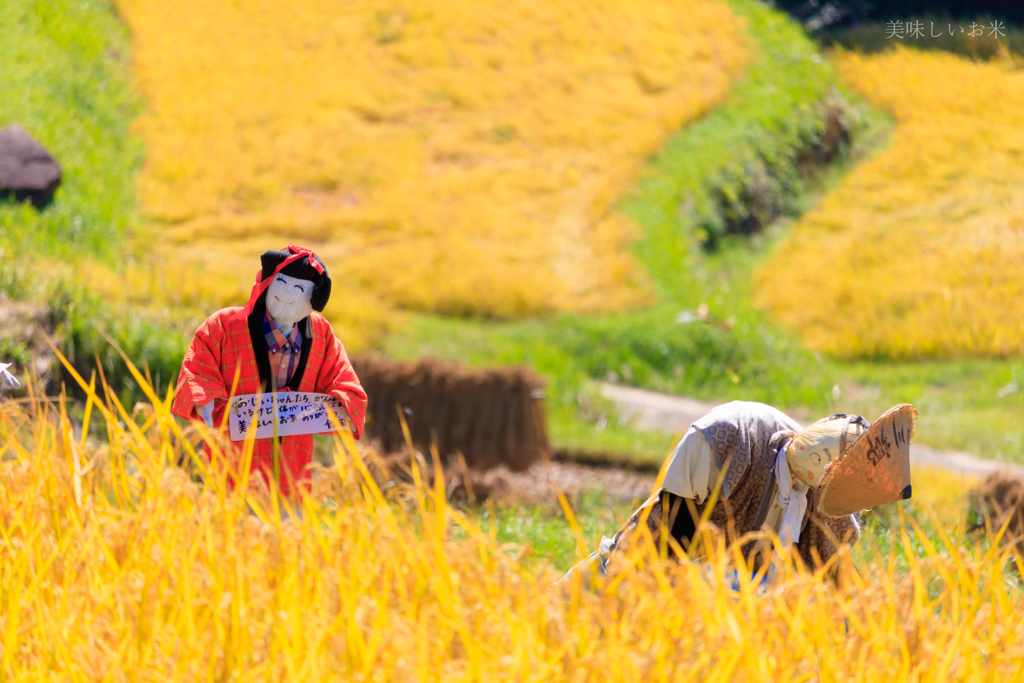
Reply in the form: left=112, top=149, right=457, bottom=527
left=551, top=307, right=817, bottom=406
left=0, top=0, right=141, bottom=260
left=49, top=284, right=191, bottom=407
left=775, top=0, right=1024, bottom=26
left=468, top=490, right=639, bottom=573
left=629, top=0, right=854, bottom=268
left=0, top=0, right=178, bottom=408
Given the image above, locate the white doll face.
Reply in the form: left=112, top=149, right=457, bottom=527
left=266, top=272, right=314, bottom=324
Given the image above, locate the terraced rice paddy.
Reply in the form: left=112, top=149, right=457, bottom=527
left=114, top=0, right=749, bottom=334
left=757, top=47, right=1024, bottom=359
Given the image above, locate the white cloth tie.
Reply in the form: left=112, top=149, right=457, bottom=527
left=774, top=441, right=809, bottom=547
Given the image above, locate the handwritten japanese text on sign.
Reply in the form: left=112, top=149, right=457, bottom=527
left=228, top=392, right=351, bottom=442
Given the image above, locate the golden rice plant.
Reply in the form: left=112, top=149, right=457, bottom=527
left=113, top=0, right=749, bottom=322
left=756, top=46, right=1024, bottom=358
left=2, top=346, right=1024, bottom=680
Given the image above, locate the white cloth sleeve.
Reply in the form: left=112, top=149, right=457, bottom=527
left=661, top=426, right=718, bottom=504
left=775, top=442, right=810, bottom=547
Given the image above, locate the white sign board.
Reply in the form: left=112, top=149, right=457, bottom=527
left=228, top=392, right=352, bottom=441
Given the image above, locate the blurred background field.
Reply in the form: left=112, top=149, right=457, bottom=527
left=5, top=0, right=1024, bottom=467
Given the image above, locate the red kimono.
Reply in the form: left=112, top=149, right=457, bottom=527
left=172, top=306, right=367, bottom=496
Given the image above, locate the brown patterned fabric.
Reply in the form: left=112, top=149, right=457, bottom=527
left=609, top=402, right=861, bottom=570
left=797, top=507, right=860, bottom=568
left=693, top=401, right=802, bottom=498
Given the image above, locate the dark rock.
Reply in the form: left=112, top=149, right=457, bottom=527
left=0, top=124, right=63, bottom=208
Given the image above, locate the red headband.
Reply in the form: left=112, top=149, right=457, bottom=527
left=233, top=244, right=325, bottom=322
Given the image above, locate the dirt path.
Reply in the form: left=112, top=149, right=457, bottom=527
left=599, top=382, right=1024, bottom=479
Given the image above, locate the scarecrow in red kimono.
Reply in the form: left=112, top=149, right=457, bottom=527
left=562, top=401, right=916, bottom=582
left=172, top=246, right=368, bottom=496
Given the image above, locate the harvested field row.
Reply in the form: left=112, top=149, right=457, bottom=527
left=352, top=355, right=551, bottom=472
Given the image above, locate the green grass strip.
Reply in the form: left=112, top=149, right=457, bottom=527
left=0, top=0, right=140, bottom=262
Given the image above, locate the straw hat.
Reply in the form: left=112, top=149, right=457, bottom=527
left=816, top=404, right=916, bottom=518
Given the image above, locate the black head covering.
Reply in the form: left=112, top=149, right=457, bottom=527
left=259, top=248, right=332, bottom=312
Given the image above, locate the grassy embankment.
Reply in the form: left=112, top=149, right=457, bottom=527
left=0, top=0, right=137, bottom=261
left=0, top=0, right=192, bottom=403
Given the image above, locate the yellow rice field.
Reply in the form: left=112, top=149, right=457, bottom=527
left=114, top=0, right=748, bottom=327
left=756, top=47, right=1024, bottom=359
left=3, top=351, right=1022, bottom=681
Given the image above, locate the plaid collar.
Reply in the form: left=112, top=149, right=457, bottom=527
left=263, top=310, right=303, bottom=355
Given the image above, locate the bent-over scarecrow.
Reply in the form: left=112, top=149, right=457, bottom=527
left=565, top=401, right=915, bottom=580
left=172, top=246, right=368, bottom=496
